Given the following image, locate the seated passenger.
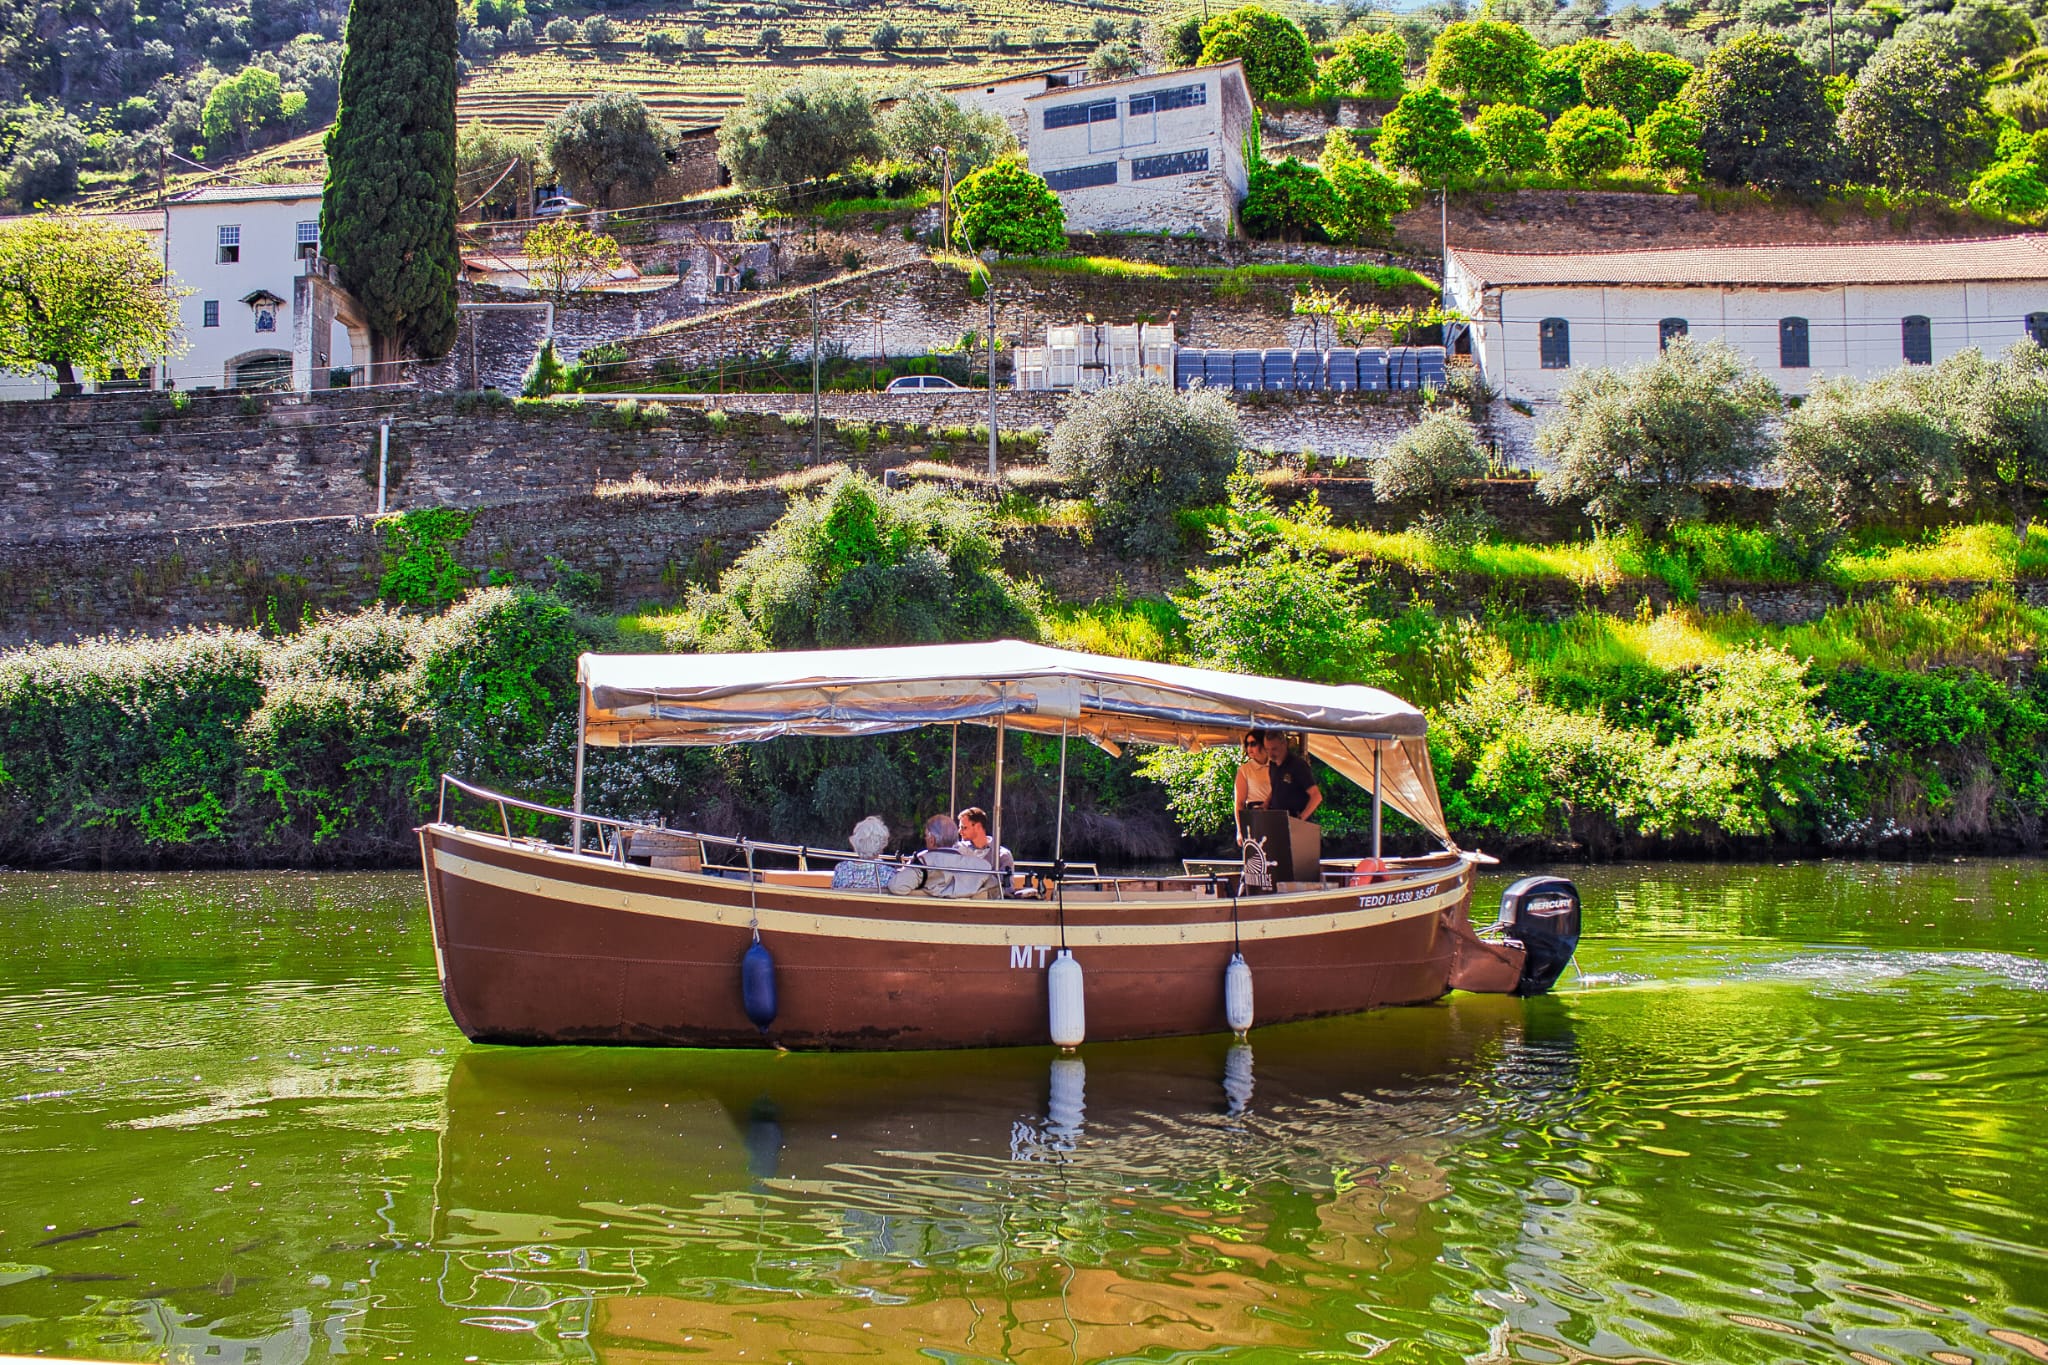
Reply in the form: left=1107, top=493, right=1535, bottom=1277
left=830, top=815, right=893, bottom=890
left=888, top=814, right=995, bottom=897
left=955, top=806, right=1014, bottom=888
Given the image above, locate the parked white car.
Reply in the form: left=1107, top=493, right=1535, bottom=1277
left=884, top=375, right=967, bottom=392
left=535, top=196, right=589, bottom=217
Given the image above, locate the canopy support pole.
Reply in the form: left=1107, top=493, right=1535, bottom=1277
left=991, top=714, right=1006, bottom=884
left=949, top=723, right=959, bottom=816
left=572, top=701, right=588, bottom=855
left=1053, top=721, right=1070, bottom=865
left=1371, top=742, right=1382, bottom=861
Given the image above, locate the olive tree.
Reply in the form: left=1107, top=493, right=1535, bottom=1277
left=880, top=80, right=1016, bottom=179
left=1371, top=409, right=1491, bottom=543
left=1046, top=378, right=1242, bottom=557
left=1775, top=369, right=1963, bottom=550
left=718, top=73, right=884, bottom=190
left=544, top=92, right=673, bottom=207
left=1537, top=338, right=1781, bottom=533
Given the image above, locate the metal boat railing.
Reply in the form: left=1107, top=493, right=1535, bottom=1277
left=436, top=774, right=1452, bottom=900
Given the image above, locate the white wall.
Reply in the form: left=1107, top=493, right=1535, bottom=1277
left=1455, top=273, right=2048, bottom=399
left=1024, top=66, right=1249, bottom=238
left=164, top=191, right=329, bottom=390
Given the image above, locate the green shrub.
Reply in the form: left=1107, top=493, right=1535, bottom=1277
left=1321, top=28, right=1406, bottom=99
left=1633, top=100, right=1703, bottom=177
left=1473, top=103, right=1549, bottom=173
left=685, top=472, right=1038, bottom=650
left=1197, top=5, right=1316, bottom=99
left=950, top=155, right=1066, bottom=255
left=1045, top=378, right=1242, bottom=557
left=378, top=508, right=475, bottom=608
left=1547, top=104, right=1632, bottom=178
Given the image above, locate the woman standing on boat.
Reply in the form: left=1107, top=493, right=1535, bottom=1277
left=1234, top=730, right=1272, bottom=841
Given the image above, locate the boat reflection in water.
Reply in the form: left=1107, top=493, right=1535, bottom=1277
left=430, top=995, right=1578, bottom=1362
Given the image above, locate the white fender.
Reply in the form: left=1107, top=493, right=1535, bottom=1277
left=1048, top=949, right=1085, bottom=1048
left=1224, top=951, right=1254, bottom=1035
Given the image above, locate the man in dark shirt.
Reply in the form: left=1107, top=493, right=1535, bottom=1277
left=1261, top=732, right=1322, bottom=821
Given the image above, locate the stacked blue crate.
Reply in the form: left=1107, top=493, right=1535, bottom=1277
left=1387, top=346, right=1418, bottom=391
left=1356, top=347, right=1389, bottom=392
left=1206, top=351, right=1236, bottom=391
left=1417, top=346, right=1448, bottom=390
left=1261, top=349, right=1295, bottom=391
left=1292, top=350, right=1324, bottom=391
left=1173, top=348, right=1204, bottom=390
left=1324, top=348, right=1359, bottom=391
left=1231, top=350, right=1263, bottom=391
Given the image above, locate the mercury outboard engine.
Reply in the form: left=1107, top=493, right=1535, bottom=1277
left=1498, top=875, right=1582, bottom=996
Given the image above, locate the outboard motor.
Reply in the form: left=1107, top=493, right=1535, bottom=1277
left=1498, top=876, right=1582, bottom=996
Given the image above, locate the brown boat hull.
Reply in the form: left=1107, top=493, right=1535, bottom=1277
left=419, top=823, right=1508, bottom=1050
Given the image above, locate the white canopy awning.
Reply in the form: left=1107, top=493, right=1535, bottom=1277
left=578, top=640, right=1451, bottom=843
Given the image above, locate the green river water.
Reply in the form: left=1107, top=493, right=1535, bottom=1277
left=0, top=860, right=2043, bottom=1364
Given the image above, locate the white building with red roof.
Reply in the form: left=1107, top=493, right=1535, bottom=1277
left=1444, top=236, right=2048, bottom=400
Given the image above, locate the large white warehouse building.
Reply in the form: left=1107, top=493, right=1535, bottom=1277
left=1445, top=237, right=2048, bottom=400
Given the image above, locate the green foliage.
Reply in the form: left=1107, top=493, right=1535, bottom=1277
left=1164, top=10, right=1207, bottom=66
left=1538, top=338, right=1782, bottom=533
left=1240, top=156, right=1337, bottom=240
left=1088, top=39, right=1145, bottom=81
left=951, top=156, right=1065, bottom=255
left=1914, top=0, right=2037, bottom=71
left=1634, top=100, right=1704, bottom=176
left=1533, top=39, right=1598, bottom=116
left=686, top=473, right=1037, bottom=651
left=522, top=220, right=624, bottom=301
left=1473, top=103, right=1549, bottom=173
left=321, top=0, right=461, bottom=361
left=719, top=72, right=885, bottom=190
left=379, top=508, right=475, bottom=609
left=1322, top=29, right=1407, bottom=99
left=521, top=339, right=568, bottom=397
left=1370, top=408, right=1490, bottom=542
left=1969, top=156, right=2048, bottom=214
left=1425, top=20, right=1543, bottom=106
left=457, top=123, right=541, bottom=218
left=881, top=80, right=1016, bottom=179
left=1689, top=30, right=1839, bottom=191
left=0, top=213, right=184, bottom=392
left=1547, top=104, right=1633, bottom=178
left=1375, top=87, right=1486, bottom=184
left=1317, top=129, right=1410, bottom=239
left=1577, top=41, right=1693, bottom=125
left=544, top=92, right=674, bottom=208
left=1840, top=27, right=1996, bottom=192
left=200, top=66, right=293, bottom=157
left=1776, top=369, right=1964, bottom=550
left=1045, top=378, right=1242, bottom=558
left=1198, top=5, right=1317, bottom=100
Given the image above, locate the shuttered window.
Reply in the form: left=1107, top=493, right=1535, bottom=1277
left=1779, top=316, right=1809, bottom=369
left=1659, top=317, right=1688, bottom=350
left=1539, top=317, right=1569, bottom=369
left=1902, top=315, right=1932, bottom=365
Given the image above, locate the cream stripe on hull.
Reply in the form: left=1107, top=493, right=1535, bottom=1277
left=429, top=837, right=1468, bottom=950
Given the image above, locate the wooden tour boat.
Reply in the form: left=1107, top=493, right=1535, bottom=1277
left=418, top=641, right=1580, bottom=1050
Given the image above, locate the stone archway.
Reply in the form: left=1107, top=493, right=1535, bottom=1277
left=229, top=349, right=293, bottom=390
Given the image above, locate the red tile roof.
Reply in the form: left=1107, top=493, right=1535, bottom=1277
left=1447, top=236, right=2048, bottom=288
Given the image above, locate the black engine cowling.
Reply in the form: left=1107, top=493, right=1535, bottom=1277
left=1499, top=875, right=1582, bottom=996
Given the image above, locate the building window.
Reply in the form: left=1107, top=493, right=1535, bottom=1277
left=1043, top=162, right=1118, bottom=191
left=1902, top=314, right=1932, bottom=365
left=1659, top=317, right=1688, bottom=350
left=1131, top=149, right=1210, bottom=180
left=1539, top=317, right=1569, bottom=369
left=296, top=220, right=320, bottom=260
left=202, top=300, right=219, bottom=328
left=2028, top=312, right=2048, bottom=346
left=1779, top=316, right=1809, bottom=369
left=1154, top=83, right=1206, bottom=111
left=1043, top=99, right=1115, bottom=130
left=217, top=224, right=240, bottom=264
left=1124, top=93, right=1156, bottom=146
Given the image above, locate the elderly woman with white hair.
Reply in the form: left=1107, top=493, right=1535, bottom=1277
left=830, top=815, right=894, bottom=889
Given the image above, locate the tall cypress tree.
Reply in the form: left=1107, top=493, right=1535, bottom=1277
left=320, top=0, right=459, bottom=362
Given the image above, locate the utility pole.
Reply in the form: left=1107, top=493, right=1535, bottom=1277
left=986, top=277, right=998, bottom=482
left=810, top=286, right=822, bottom=463
left=377, top=423, right=390, bottom=514
left=935, top=146, right=952, bottom=249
